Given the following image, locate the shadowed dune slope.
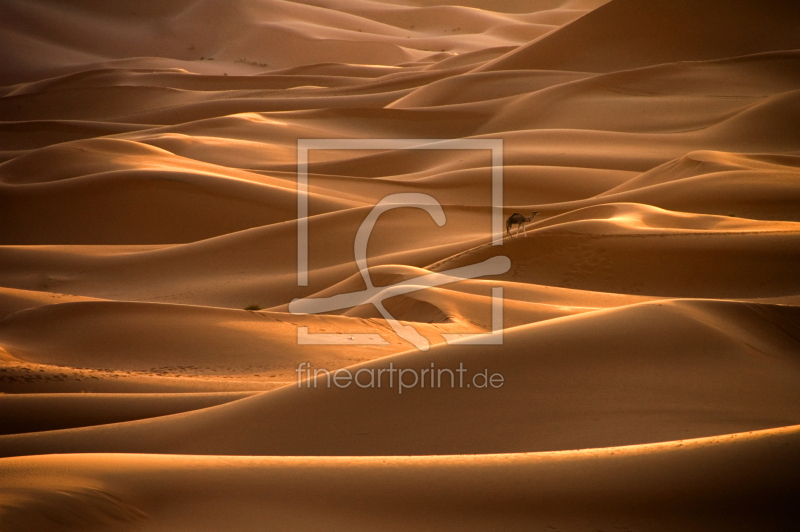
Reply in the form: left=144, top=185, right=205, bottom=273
left=0, top=392, right=256, bottom=435
left=479, top=0, right=800, bottom=73
left=2, top=426, right=800, bottom=531
left=1, top=300, right=798, bottom=457
left=480, top=52, right=800, bottom=134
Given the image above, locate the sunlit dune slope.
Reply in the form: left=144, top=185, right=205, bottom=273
left=2, top=426, right=799, bottom=531
left=2, top=300, right=799, bottom=457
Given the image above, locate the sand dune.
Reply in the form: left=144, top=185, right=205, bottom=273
left=0, top=298, right=480, bottom=377
left=1, top=0, right=799, bottom=529
left=479, top=0, right=800, bottom=73
left=0, top=138, right=361, bottom=244
left=389, top=69, right=595, bottom=108
left=0, top=202, right=504, bottom=309
left=0, top=0, right=592, bottom=85
left=604, top=150, right=800, bottom=195
left=2, top=425, right=799, bottom=531
left=0, top=286, right=98, bottom=320
left=0, top=392, right=256, bottom=435
left=482, top=51, right=800, bottom=134
left=2, top=299, right=799, bottom=458
left=437, top=216, right=800, bottom=298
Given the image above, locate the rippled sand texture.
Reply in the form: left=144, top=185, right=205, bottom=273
left=2, top=0, right=800, bottom=530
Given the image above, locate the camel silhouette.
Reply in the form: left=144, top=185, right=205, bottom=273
left=506, top=211, right=539, bottom=237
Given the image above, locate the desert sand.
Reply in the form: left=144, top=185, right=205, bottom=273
left=1, top=0, right=799, bottom=530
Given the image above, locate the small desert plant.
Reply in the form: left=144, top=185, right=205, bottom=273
left=244, top=304, right=262, bottom=311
